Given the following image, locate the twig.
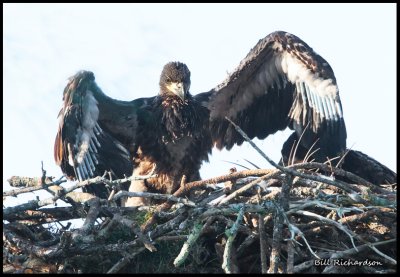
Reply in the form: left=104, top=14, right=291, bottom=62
left=64, top=191, right=97, bottom=203
left=149, top=210, right=188, bottom=239
left=287, top=240, right=295, bottom=274
left=199, top=203, right=271, bottom=220
left=140, top=202, right=173, bottom=233
left=258, top=214, right=268, bottom=274
left=268, top=207, right=284, bottom=273
left=286, top=223, right=320, bottom=259
left=218, top=172, right=282, bottom=206
left=4, top=206, right=79, bottom=223
left=294, top=210, right=357, bottom=250
left=107, top=247, right=146, bottom=273
left=327, top=239, right=396, bottom=262
left=172, top=168, right=274, bottom=197
left=222, top=205, right=244, bottom=273
left=107, top=234, right=188, bottom=273
left=97, top=215, right=121, bottom=241
left=4, top=198, right=59, bottom=218
left=173, top=220, right=202, bottom=267
left=113, top=191, right=195, bottom=207
left=268, top=175, right=294, bottom=273
left=225, top=117, right=283, bottom=170
left=198, top=214, right=253, bottom=243
left=115, top=214, right=157, bottom=252
left=4, top=177, right=66, bottom=197
left=63, top=173, right=156, bottom=194
left=287, top=199, right=364, bottom=215
left=77, top=198, right=101, bottom=236
left=338, top=208, right=394, bottom=224
left=155, top=235, right=188, bottom=242
left=291, top=162, right=388, bottom=194
left=367, top=244, right=397, bottom=265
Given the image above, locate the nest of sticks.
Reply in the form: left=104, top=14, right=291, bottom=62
left=3, top=124, right=397, bottom=273
left=3, top=158, right=396, bottom=274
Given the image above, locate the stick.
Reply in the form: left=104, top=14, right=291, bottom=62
left=222, top=205, right=244, bottom=273
left=174, top=221, right=202, bottom=267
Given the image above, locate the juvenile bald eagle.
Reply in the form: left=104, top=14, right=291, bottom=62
left=54, top=31, right=347, bottom=204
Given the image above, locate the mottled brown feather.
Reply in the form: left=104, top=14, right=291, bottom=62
left=196, top=31, right=346, bottom=161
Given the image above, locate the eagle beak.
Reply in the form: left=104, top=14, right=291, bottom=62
left=167, top=82, right=185, bottom=101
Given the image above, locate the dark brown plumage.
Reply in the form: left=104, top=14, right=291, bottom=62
left=55, top=31, right=353, bottom=205
left=197, top=31, right=346, bottom=163
left=55, top=62, right=212, bottom=204
left=125, top=63, right=212, bottom=206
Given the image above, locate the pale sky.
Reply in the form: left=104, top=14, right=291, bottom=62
left=3, top=3, right=396, bottom=208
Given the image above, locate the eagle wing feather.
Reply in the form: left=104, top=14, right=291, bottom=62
left=54, top=71, right=150, bottom=197
left=196, top=31, right=346, bottom=160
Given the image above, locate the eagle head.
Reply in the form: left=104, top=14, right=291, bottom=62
left=159, top=61, right=191, bottom=101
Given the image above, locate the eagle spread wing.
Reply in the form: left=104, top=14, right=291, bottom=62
left=54, top=71, right=153, bottom=198
left=197, top=31, right=347, bottom=162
